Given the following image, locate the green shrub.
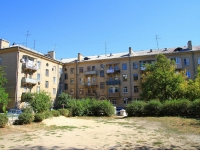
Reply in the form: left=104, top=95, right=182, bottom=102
left=18, top=113, right=34, bottom=124
left=58, top=109, right=69, bottom=117
left=126, top=101, right=147, bottom=116
left=51, top=110, right=60, bottom=117
left=68, top=99, right=85, bottom=116
left=43, top=111, right=53, bottom=119
left=0, top=114, right=8, bottom=128
left=98, top=100, right=114, bottom=116
left=189, top=99, right=200, bottom=115
left=145, top=100, right=162, bottom=116
left=34, top=113, right=45, bottom=122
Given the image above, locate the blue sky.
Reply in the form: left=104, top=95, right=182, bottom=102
left=1, top=0, right=200, bottom=60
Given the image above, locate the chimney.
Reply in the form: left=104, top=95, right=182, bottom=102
left=129, top=47, right=133, bottom=55
left=78, top=53, right=84, bottom=61
left=187, top=40, right=192, bottom=50
left=47, top=51, right=55, bottom=59
left=150, top=49, right=152, bottom=52
left=0, top=39, right=9, bottom=49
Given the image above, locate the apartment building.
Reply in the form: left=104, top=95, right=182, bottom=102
left=61, top=41, right=200, bottom=108
left=1, top=38, right=200, bottom=109
left=0, top=39, right=63, bottom=109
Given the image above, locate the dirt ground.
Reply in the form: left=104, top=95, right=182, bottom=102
left=0, top=116, right=200, bottom=150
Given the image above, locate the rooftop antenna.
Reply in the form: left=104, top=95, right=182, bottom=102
left=33, top=40, right=35, bottom=50
left=26, top=30, right=31, bottom=47
left=105, top=41, right=107, bottom=56
left=155, top=35, right=161, bottom=50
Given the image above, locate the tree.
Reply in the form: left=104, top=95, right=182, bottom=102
left=56, top=92, right=71, bottom=108
left=140, top=54, right=186, bottom=101
left=0, top=66, right=10, bottom=112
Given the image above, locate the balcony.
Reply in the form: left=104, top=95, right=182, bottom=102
left=106, top=69, right=120, bottom=74
left=84, top=81, right=98, bottom=87
left=106, top=80, right=120, bottom=85
left=22, top=77, right=37, bottom=85
left=140, top=66, right=146, bottom=71
left=84, top=70, right=98, bottom=76
left=86, top=93, right=97, bottom=98
left=108, top=92, right=119, bottom=98
left=22, top=63, right=37, bottom=72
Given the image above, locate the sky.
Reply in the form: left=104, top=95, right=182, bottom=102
left=1, top=0, right=200, bottom=60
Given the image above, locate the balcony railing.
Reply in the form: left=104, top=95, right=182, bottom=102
left=106, top=80, right=120, bottom=85
left=22, top=77, right=37, bottom=85
left=108, top=92, right=119, bottom=98
left=86, top=93, right=97, bottom=98
left=22, top=63, right=37, bottom=71
left=84, top=70, right=98, bottom=75
left=106, top=69, right=120, bottom=74
left=84, top=81, right=98, bottom=87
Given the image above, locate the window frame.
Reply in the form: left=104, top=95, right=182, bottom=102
left=123, top=74, right=128, bottom=81
left=122, top=63, right=127, bottom=70
left=123, top=86, right=128, bottom=93
left=45, top=81, right=49, bottom=88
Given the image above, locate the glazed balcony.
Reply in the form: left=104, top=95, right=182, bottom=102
left=106, top=80, right=120, bottom=85
left=22, top=77, right=37, bottom=85
left=108, top=92, right=119, bottom=98
left=84, top=70, right=98, bottom=76
left=106, top=68, right=120, bottom=74
left=22, top=63, right=37, bottom=72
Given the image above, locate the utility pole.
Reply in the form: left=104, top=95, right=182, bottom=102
left=26, top=30, right=31, bottom=47
left=156, top=35, right=161, bottom=50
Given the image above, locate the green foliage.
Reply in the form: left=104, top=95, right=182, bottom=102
left=68, top=99, right=85, bottom=116
left=23, top=107, right=34, bottom=113
left=0, top=114, right=8, bottom=128
left=145, top=100, right=162, bottom=116
left=18, top=113, right=34, bottom=124
left=34, top=113, right=45, bottom=122
left=126, top=101, right=147, bottom=116
left=140, top=54, right=186, bottom=101
left=51, top=110, right=60, bottom=117
left=43, top=111, right=53, bottom=119
left=189, top=99, right=200, bottom=115
left=21, top=92, right=34, bottom=103
left=56, top=92, right=71, bottom=108
left=58, top=109, right=69, bottom=117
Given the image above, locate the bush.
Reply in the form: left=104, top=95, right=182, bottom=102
left=43, top=111, right=53, bottom=119
left=0, top=114, right=8, bottom=128
left=145, top=100, right=162, bottom=116
left=126, top=101, right=147, bottom=116
left=34, top=113, right=45, bottom=122
left=18, top=113, right=34, bottom=124
left=58, top=109, right=69, bottom=117
left=51, top=110, right=60, bottom=117
left=189, top=99, right=200, bottom=116
left=68, top=100, right=85, bottom=116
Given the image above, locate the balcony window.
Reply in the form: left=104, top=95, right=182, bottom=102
left=109, top=87, right=114, bottom=93
left=92, top=77, right=96, bottom=83
left=70, top=78, right=74, bottom=84
left=46, top=69, right=49, bottom=77
left=133, top=62, right=138, bottom=69
left=64, top=84, right=68, bottom=90
left=45, top=81, right=49, bottom=88
left=100, top=82, right=105, bottom=89
left=70, top=89, right=74, bottom=95
left=80, top=78, right=84, bottom=85
left=64, top=73, right=68, bottom=79
left=79, top=88, right=84, bottom=95
left=134, top=86, right=139, bottom=93
left=70, top=68, right=74, bottom=74
left=123, top=87, right=128, bottom=93
left=87, top=66, right=91, bottom=71
left=184, top=58, right=189, bottom=66
left=123, top=74, right=128, bottom=81
left=92, top=66, right=95, bottom=71
left=100, top=70, right=104, bottom=77
left=115, top=87, right=119, bottom=92
left=122, top=63, right=127, bottom=70
left=79, top=67, right=83, bottom=73
left=133, top=74, right=138, bottom=81
left=114, top=65, right=119, bottom=70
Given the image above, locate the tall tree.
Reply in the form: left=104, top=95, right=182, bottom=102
left=140, top=54, right=186, bottom=101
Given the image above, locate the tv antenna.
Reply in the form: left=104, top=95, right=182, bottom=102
left=26, top=30, right=31, bottom=47
left=155, top=35, right=161, bottom=50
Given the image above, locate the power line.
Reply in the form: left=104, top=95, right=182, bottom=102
left=26, top=30, right=31, bottom=47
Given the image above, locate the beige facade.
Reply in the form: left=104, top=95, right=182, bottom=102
left=1, top=39, right=200, bottom=109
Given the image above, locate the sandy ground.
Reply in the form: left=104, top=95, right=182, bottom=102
left=0, top=116, right=200, bottom=150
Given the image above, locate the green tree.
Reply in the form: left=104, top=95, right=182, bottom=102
left=56, top=92, right=71, bottom=108
left=140, top=54, right=186, bottom=101
left=0, top=66, right=10, bottom=112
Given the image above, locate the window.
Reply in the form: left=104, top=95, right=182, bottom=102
left=124, top=98, right=128, bottom=104
left=100, top=82, right=105, bottom=89
left=46, top=69, right=49, bottom=77
left=123, top=74, right=128, bottom=81
left=64, top=84, right=68, bottom=90
left=79, top=88, right=84, bottom=95
left=79, top=67, right=83, bottom=73
left=70, top=89, right=74, bottom=95
left=176, top=58, right=179, bottom=64
left=59, top=68, right=62, bottom=74
left=37, top=86, right=40, bottom=93
left=46, top=63, right=49, bottom=66
left=45, top=81, right=49, bottom=88
left=64, top=73, right=68, bottom=80
left=184, top=58, right=189, bottom=65
left=134, top=86, right=139, bottom=93
left=70, top=78, right=74, bottom=84
left=53, top=88, right=56, bottom=95
left=186, top=71, right=191, bottom=78
left=109, top=87, right=114, bottom=93
left=65, top=68, right=67, bottom=71
left=133, top=62, right=138, bottom=69
left=92, top=66, right=95, bottom=71
left=70, top=68, right=74, bottom=74
left=122, top=63, right=127, bottom=70
left=37, top=73, right=40, bottom=81
left=80, top=78, right=84, bottom=85
left=0, top=58, right=2, bottom=65
left=87, top=66, right=91, bottom=71
left=53, top=77, right=56, bottom=84
left=123, top=87, right=128, bottom=93
left=115, top=87, right=119, bottom=92
left=198, top=58, right=200, bottom=65
left=100, top=70, right=104, bottom=77
left=112, top=99, right=117, bottom=105
left=52, top=66, right=56, bottom=72
left=37, top=61, right=41, bottom=69
left=114, top=65, right=119, bottom=71
left=133, top=74, right=138, bottom=81
left=92, top=77, right=96, bottom=83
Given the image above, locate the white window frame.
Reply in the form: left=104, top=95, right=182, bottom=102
left=123, top=87, right=128, bottom=93
left=53, top=88, right=56, bottom=95
left=37, top=73, right=40, bottom=81
left=53, top=77, right=56, bottom=84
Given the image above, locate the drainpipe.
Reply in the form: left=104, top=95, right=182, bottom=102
left=129, top=55, right=133, bottom=103
left=15, top=47, right=19, bottom=108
